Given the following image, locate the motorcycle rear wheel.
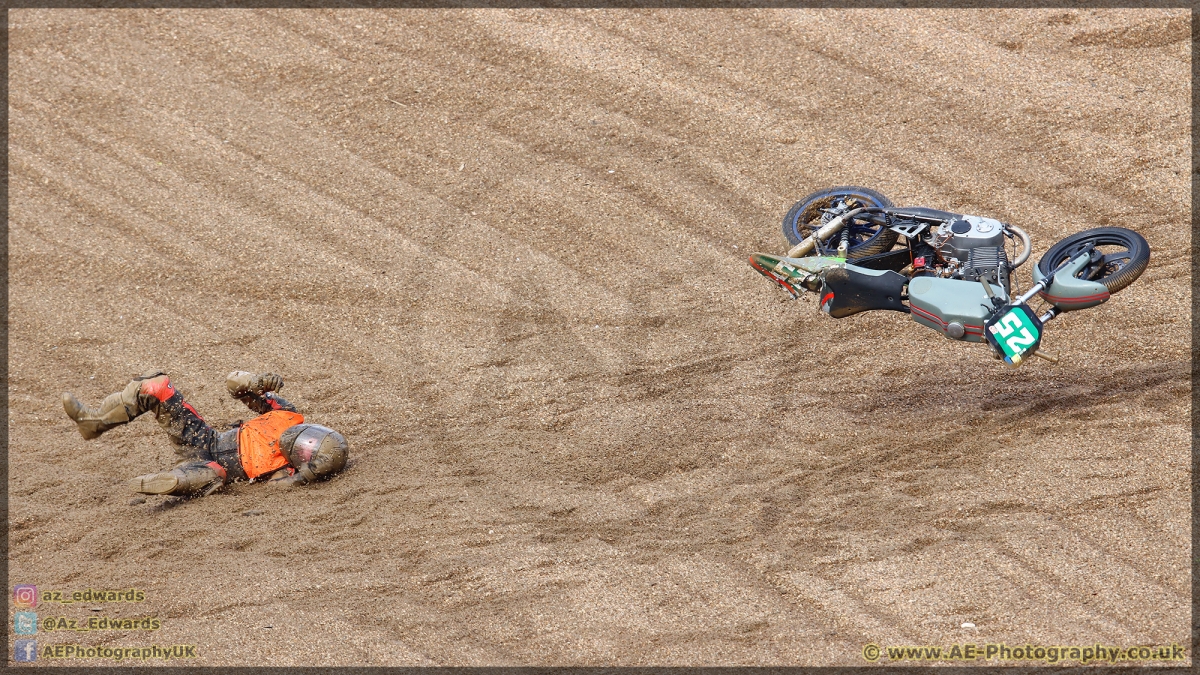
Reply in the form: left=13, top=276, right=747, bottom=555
left=781, top=185, right=898, bottom=258
left=1036, top=227, right=1150, bottom=295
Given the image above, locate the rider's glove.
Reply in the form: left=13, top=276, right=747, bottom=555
left=226, top=371, right=284, bottom=397
left=257, top=373, right=284, bottom=393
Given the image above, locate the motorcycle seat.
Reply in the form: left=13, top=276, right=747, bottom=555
left=819, top=265, right=909, bottom=318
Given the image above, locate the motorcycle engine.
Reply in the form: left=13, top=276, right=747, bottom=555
left=930, top=215, right=1010, bottom=287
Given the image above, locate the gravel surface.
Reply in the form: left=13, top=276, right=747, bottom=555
left=8, top=8, right=1190, bottom=666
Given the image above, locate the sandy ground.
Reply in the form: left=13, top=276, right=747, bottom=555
left=7, top=8, right=1191, bottom=666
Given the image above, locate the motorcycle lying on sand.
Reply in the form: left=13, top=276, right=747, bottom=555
left=748, top=186, right=1150, bottom=366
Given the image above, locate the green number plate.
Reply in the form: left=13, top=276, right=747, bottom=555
left=985, top=305, right=1043, bottom=365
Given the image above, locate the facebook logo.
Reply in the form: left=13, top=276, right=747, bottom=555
left=14, top=639, right=37, bottom=662
left=14, top=611, right=37, bottom=635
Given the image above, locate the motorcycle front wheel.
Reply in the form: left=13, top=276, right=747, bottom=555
left=781, top=185, right=898, bottom=258
left=1036, top=227, right=1150, bottom=295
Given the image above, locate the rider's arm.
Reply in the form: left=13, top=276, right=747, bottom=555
left=235, top=390, right=297, bottom=414
left=225, top=372, right=297, bottom=414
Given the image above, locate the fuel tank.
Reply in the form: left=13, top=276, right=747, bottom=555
left=907, top=276, right=1005, bottom=342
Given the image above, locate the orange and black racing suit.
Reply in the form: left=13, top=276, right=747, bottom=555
left=140, top=374, right=300, bottom=482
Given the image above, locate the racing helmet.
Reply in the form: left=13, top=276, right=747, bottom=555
left=279, top=423, right=348, bottom=474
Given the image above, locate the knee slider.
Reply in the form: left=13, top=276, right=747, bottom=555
left=204, top=461, right=227, bottom=481
left=171, top=460, right=226, bottom=495
left=138, top=375, right=175, bottom=403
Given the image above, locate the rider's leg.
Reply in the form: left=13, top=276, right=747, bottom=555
left=65, top=372, right=220, bottom=461
left=137, top=375, right=219, bottom=460
left=130, top=460, right=227, bottom=497
left=63, top=371, right=172, bottom=440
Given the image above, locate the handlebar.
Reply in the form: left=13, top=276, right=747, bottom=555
left=1013, top=251, right=1077, bottom=306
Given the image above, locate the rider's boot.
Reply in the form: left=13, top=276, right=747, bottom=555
left=130, top=461, right=227, bottom=497
left=62, top=372, right=170, bottom=440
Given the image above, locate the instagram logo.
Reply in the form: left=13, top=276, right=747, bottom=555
left=13, top=585, right=37, bottom=608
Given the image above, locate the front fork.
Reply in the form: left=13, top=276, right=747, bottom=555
left=979, top=258, right=1075, bottom=362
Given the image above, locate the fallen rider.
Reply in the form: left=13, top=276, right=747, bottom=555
left=63, top=371, right=348, bottom=497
